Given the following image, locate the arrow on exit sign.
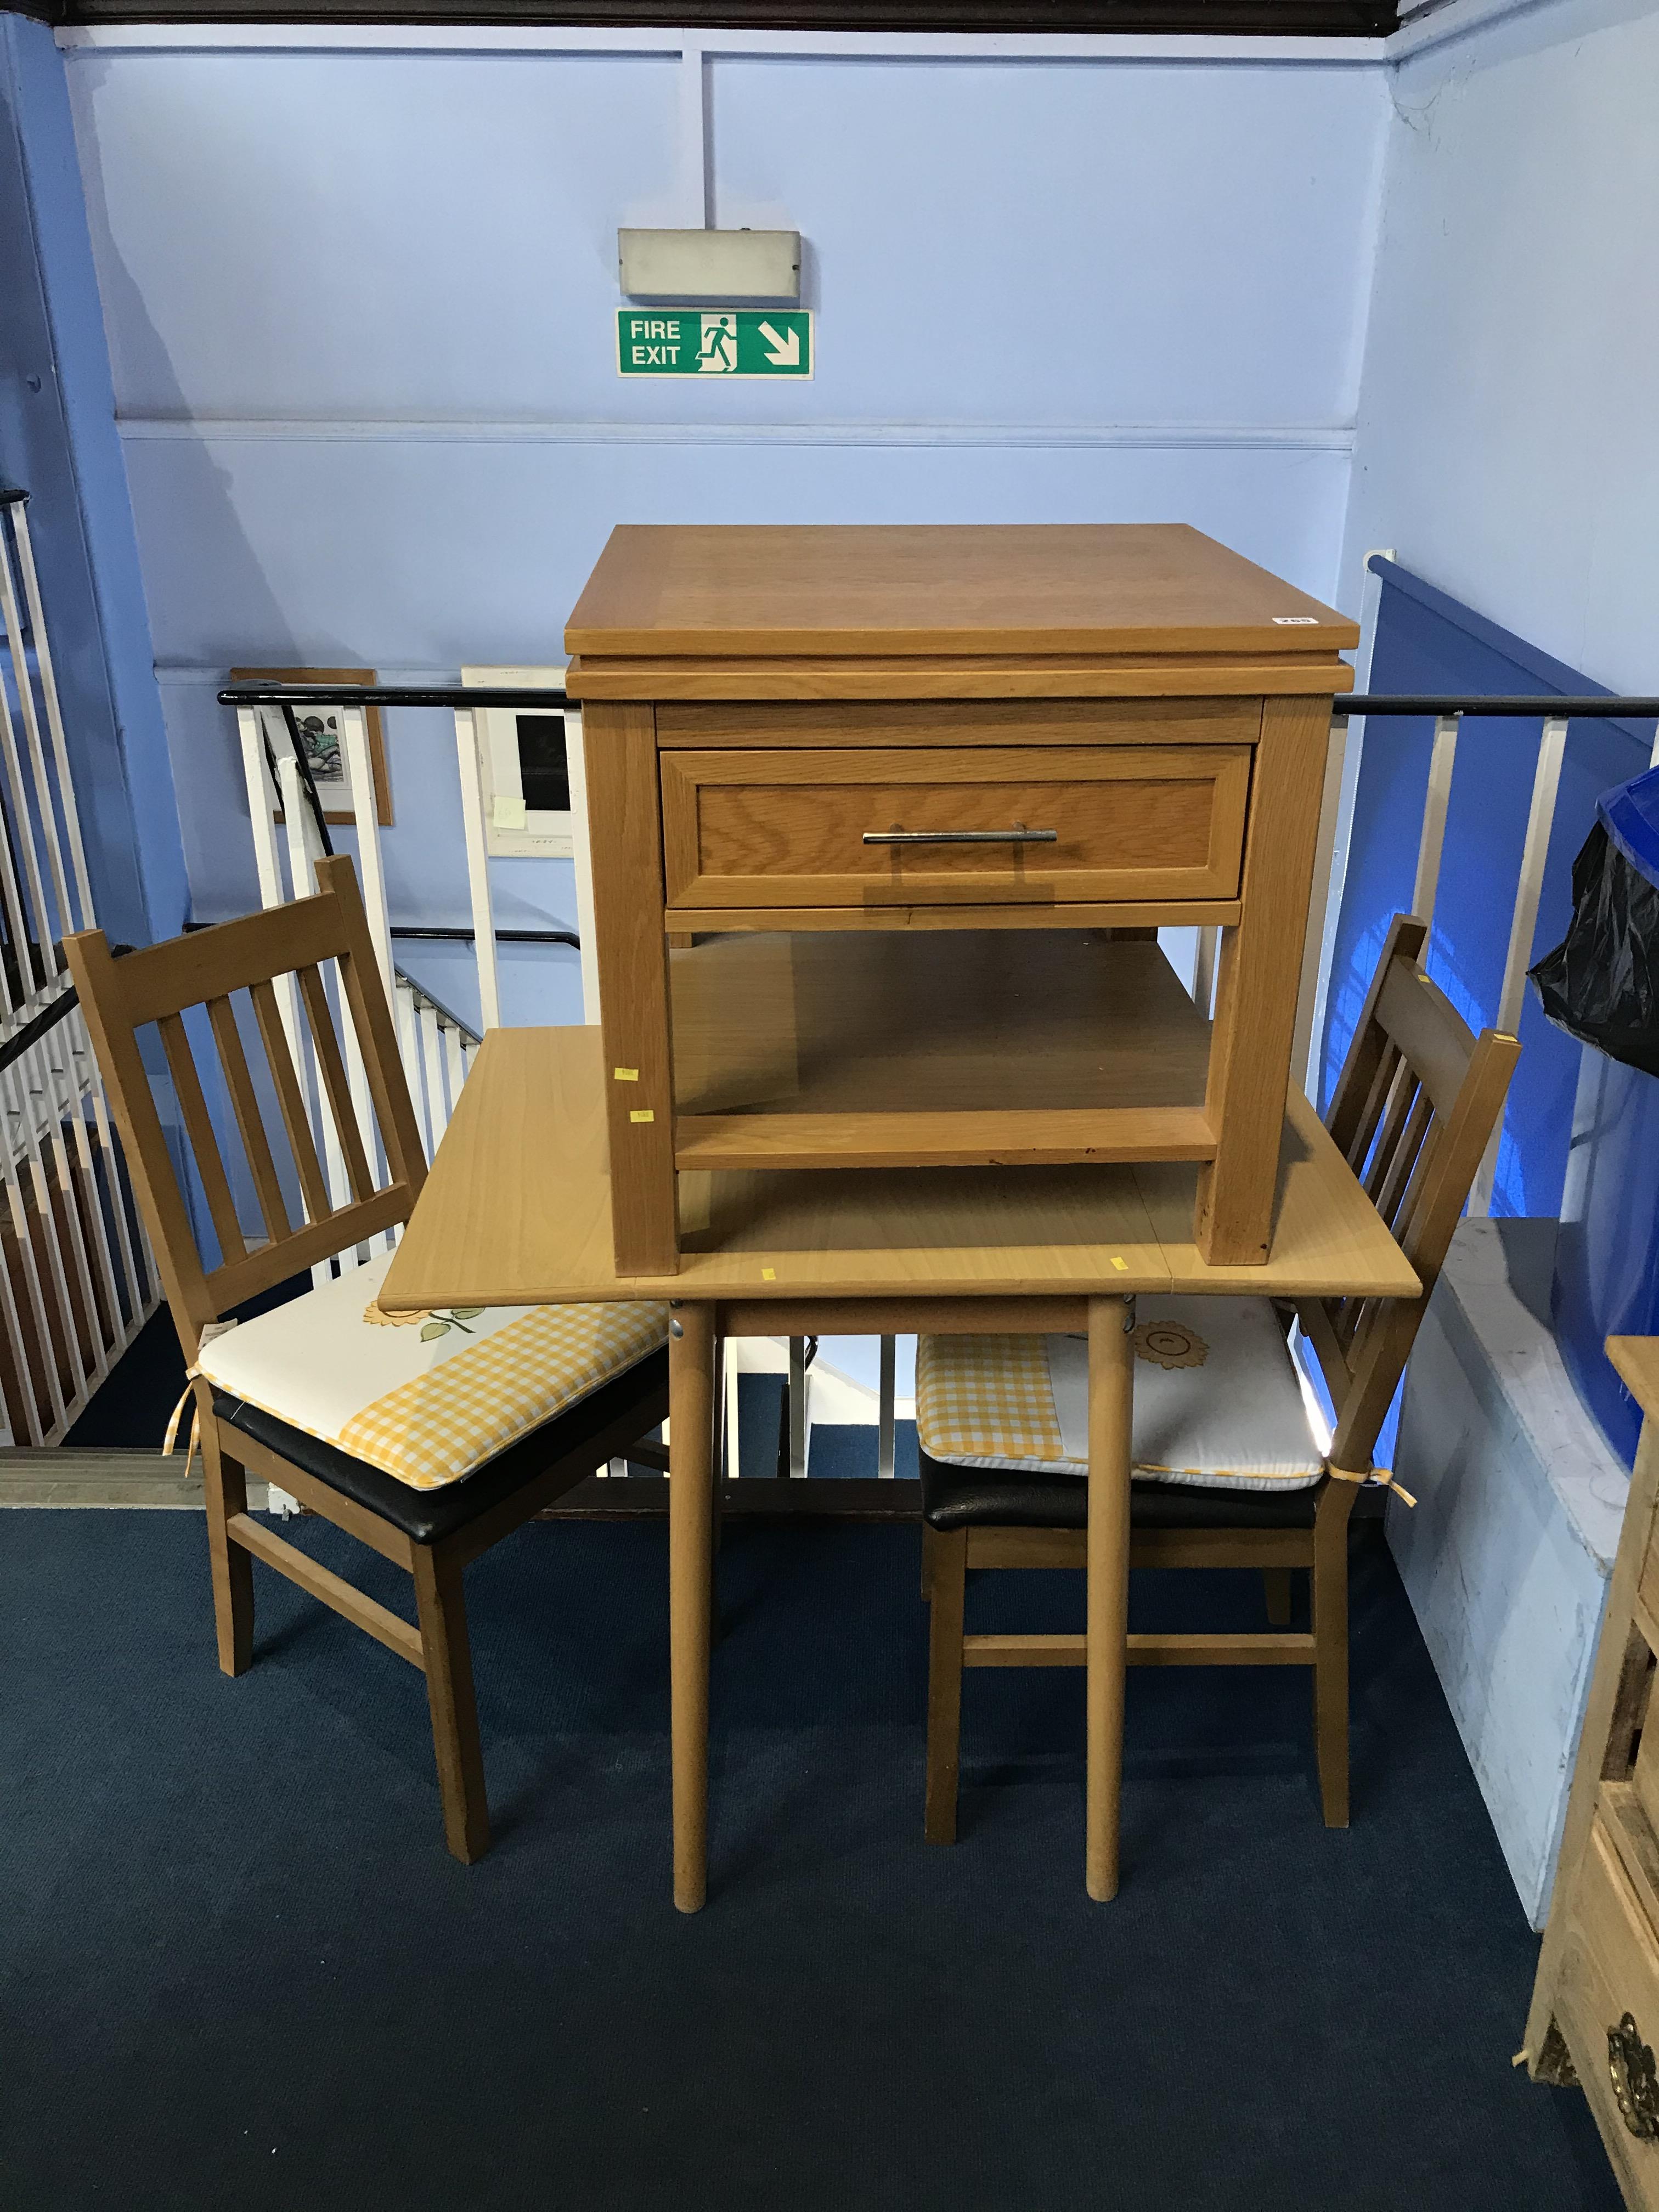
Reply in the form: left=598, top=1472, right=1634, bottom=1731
left=616, top=308, right=813, bottom=379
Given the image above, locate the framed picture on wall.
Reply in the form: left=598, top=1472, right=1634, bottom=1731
left=230, top=665, right=393, bottom=827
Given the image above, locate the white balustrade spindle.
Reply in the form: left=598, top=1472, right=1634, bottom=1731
left=0, top=498, right=157, bottom=1444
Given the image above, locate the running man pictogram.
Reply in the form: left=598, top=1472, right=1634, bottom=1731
left=698, top=313, right=737, bottom=373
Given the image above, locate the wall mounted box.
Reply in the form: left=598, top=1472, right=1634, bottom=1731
left=461, top=663, right=574, bottom=858
left=617, top=228, right=800, bottom=303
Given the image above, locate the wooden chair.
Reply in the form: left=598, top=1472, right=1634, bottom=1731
left=66, top=856, right=669, bottom=1863
left=916, top=915, right=1520, bottom=1841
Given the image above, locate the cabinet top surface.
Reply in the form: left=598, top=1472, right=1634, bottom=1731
left=564, top=524, right=1359, bottom=661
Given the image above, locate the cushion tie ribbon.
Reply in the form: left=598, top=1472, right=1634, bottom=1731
left=161, top=1320, right=240, bottom=1483
left=1326, top=1460, right=1417, bottom=1509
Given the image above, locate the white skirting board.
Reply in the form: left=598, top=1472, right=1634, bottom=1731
left=1389, top=1218, right=1630, bottom=1930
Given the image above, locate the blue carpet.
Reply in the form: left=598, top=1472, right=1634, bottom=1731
left=1, top=1510, right=1620, bottom=2211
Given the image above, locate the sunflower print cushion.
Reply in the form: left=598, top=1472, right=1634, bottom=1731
left=196, top=1249, right=667, bottom=1492
left=916, top=1295, right=1326, bottom=1493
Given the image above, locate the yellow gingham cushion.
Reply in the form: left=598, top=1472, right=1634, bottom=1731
left=915, top=1334, right=1067, bottom=1472
left=196, top=1249, right=667, bottom=1492
left=916, top=1298, right=1326, bottom=1493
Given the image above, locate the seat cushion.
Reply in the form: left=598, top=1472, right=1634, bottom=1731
left=918, top=1447, right=1325, bottom=1533
left=196, top=1249, right=668, bottom=1493
left=216, top=1348, right=668, bottom=1545
left=916, top=1297, right=1325, bottom=1494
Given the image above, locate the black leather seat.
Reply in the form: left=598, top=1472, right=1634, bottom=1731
left=918, top=1445, right=1327, bottom=1533
left=215, top=1347, right=669, bottom=1547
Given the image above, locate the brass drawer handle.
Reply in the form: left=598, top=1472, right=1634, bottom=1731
left=1609, top=2013, right=1659, bottom=2140
left=862, top=821, right=1058, bottom=847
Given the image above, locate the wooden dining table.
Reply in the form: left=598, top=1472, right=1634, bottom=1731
left=379, top=989, right=1417, bottom=1912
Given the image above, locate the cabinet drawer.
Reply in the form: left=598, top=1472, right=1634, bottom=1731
left=659, top=746, right=1251, bottom=911
left=1555, top=1813, right=1659, bottom=2211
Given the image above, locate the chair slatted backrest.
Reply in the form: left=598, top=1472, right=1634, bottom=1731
left=1301, top=913, right=1521, bottom=1473
left=66, top=856, right=427, bottom=1359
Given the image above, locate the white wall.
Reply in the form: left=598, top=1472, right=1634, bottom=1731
left=1340, top=0, right=1659, bottom=689
left=59, top=32, right=1389, bottom=936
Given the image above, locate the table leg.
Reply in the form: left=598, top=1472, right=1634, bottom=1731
left=669, top=1302, right=716, bottom=1912
left=1086, top=1293, right=1135, bottom=1902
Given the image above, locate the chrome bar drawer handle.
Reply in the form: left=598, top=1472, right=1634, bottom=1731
left=862, top=821, right=1058, bottom=847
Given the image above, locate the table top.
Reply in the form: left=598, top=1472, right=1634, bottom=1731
left=563, top=524, right=1359, bottom=664
left=381, top=1025, right=1420, bottom=1312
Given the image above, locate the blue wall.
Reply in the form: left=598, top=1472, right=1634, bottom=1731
left=0, top=13, right=184, bottom=950
left=57, top=33, right=1389, bottom=946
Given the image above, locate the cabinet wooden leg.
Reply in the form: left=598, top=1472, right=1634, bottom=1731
left=1194, top=694, right=1330, bottom=1266
left=583, top=700, right=681, bottom=1275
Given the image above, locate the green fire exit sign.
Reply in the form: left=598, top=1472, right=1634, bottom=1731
left=616, top=308, right=812, bottom=379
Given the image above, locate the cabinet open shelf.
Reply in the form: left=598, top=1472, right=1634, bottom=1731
left=668, top=930, right=1215, bottom=1172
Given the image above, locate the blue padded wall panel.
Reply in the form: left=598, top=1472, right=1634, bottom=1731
left=1321, top=560, right=1652, bottom=1221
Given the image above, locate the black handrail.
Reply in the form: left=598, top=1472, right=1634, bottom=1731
left=219, top=680, right=1659, bottom=724
left=0, top=952, right=134, bottom=1082
left=222, top=684, right=568, bottom=709
left=18, top=681, right=1652, bottom=1085
left=180, top=919, right=576, bottom=946
left=1340, top=696, right=1659, bottom=719
left=392, top=924, right=580, bottom=950
left=0, top=983, right=82, bottom=1077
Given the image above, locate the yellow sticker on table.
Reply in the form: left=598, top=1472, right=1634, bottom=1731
left=630, top=1109, right=654, bottom=1124
left=614, top=1068, right=639, bottom=1081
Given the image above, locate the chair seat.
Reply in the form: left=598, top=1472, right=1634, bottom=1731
left=216, top=1348, right=668, bottom=1545
left=918, top=1446, right=1326, bottom=1532
left=198, top=1249, right=668, bottom=1500
left=916, top=1297, right=1327, bottom=1497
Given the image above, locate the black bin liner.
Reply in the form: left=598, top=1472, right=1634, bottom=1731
left=1530, top=763, right=1659, bottom=1077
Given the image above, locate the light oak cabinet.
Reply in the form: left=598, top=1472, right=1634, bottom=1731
left=563, top=523, right=1357, bottom=1278
left=1527, top=1338, right=1659, bottom=2211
